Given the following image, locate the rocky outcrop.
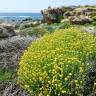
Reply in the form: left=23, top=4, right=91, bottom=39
left=41, top=6, right=66, bottom=24
left=41, top=6, right=96, bottom=24
left=0, top=25, right=16, bottom=38
left=69, top=15, right=91, bottom=24
left=19, top=20, right=41, bottom=30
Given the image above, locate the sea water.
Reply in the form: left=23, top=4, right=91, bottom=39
left=0, top=13, right=42, bottom=22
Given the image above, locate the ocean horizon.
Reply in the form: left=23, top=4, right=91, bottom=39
left=0, top=13, right=42, bottom=22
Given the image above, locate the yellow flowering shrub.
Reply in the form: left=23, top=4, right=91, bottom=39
left=18, top=28, right=96, bottom=96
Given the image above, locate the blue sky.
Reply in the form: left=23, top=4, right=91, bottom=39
left=0, top=0, right=96, bottom=12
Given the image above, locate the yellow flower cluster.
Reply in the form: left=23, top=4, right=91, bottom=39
left=18, top=27, right=96, bottom=96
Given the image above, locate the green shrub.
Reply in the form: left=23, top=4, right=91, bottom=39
left=42, top=23, right=72, bottom=33
left=56, top=16, right=64, bottom=23
left=19, top=27, right=33, bottom=36
left=19, top=27, right=48, bottom=37
left=63, top=6, right=71, bottom=12
left=43, top=25, right=57, bottom=33
left=28, top=27, right=48, bottom=37
left=90, top=12, right=96, bottom=18
left=92, top=16, right=96, bottom=25
left=57, top=23, right=72, bottom=29
left=92, top=16, right=96, bottom=21
left=20, top=23, right=33, bottom=30
left=92, top=22, right=96, bottom=25
left=18, top=28, right=96, bottom=96
left=0, top=70, right=12, bottom=82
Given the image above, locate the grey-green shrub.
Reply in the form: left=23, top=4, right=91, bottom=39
left=28, top=27, right=48, bottom=37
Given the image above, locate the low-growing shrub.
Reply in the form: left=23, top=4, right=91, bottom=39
left=0, top=70, right=12, bottom=82
left=19, top=23, right=33, bottom=30
left=56, top=16, right=64, bottom=23
left=19, top=27, right=33, bottom=36
left=42, top=23, right=72, bottom=33
left=90, top=12, right=96, bottom=19
left=43, top=25, right=57, bottom=33
left=92, top=22, right=96, bottom=26
left=57, top=23, right=72, bottom=29
left=19, top=27, right=48, bottom=37
left=92, top=16, right=96, bottom=25
left=28, top=27, right=48, bottom=37
left=18, top=28, right=96, bottom=96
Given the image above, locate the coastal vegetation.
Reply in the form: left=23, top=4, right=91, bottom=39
left=0, top=5, right=96, bottom=96
left=18, top=28, right=96, bottom=96
left=92, top=16, right=96, bottom=25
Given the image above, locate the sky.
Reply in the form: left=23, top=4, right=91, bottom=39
left=0, top=0, right=96, bottom=13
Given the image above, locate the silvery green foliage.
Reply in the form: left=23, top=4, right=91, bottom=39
left=0, top=36, right=37, bottom=71
left=0, top=36, right=36, bottom=96
left=0, top=25, right=16, bottom=38
left=19, top=27, right=33, bottom=36
left=0, top=36, right=36, bottom=50
left=3, top=78, right=30, bottom=96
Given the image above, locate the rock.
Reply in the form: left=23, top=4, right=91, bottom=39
left=0, top=25, right=16, bottom=38
left=41, top=6, right=65, bottom=24
left=61, top=19, right=69, bottom=23
left=41, top=6, right=96, bottom=24
left=68, top=5, right=79, bottom=10
left=22, top=17, right=33, bottom=22
left=83, top=26, right=96, bottom=35
left=63, top=11, right=72, bottom=17
left=69, top=16, right=91, bottom=24
left=19, top=20, right=41, bottom=30
left=32, top=20, right=41, bottom=26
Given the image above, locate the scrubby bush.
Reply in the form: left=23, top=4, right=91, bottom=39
left=28, top=27, right=48, bottom=37
left=63, top=6, right=71, bottom=12
left=92, top=16, right=96, bottom=25
left=42, top=22, right=72, bottom=33
left=19, top=27, right=48, bottom=37
left=43, top=25, right=57, bottom=33
left=18, top=28, right=96, bottom=96
left=57, top=23, right=72, bottom=29
left=92, top=22, right=96, bottom=26
left=19, top=21, right=41, bottom=30
left=19, top=23, right=33, bottom=29
left=0, top=36, right=36, bottom=72
left=90, top=12, right=96, bottom=18
left=56, top=15, right=64, bottom=23
left=19, top=27, right=33, bottom=36
left=92, top=16, right=96, bottom=21
left=0, top=70, right=12, bottom=82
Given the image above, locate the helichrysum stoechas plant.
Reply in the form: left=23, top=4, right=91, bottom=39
left=18, top=27, right=96, bottom=96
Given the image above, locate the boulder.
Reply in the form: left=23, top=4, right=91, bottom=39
left=41, top=6, right=65, bottom=24
left=61, top=19, right=70, bottom=23
left=41, top=6, right=96, bottom=24
left=69, top=16, right=91, bottom=24
left=63, top=11, right=72, bottom=17
left=19, top=20, right=41, bottom=30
